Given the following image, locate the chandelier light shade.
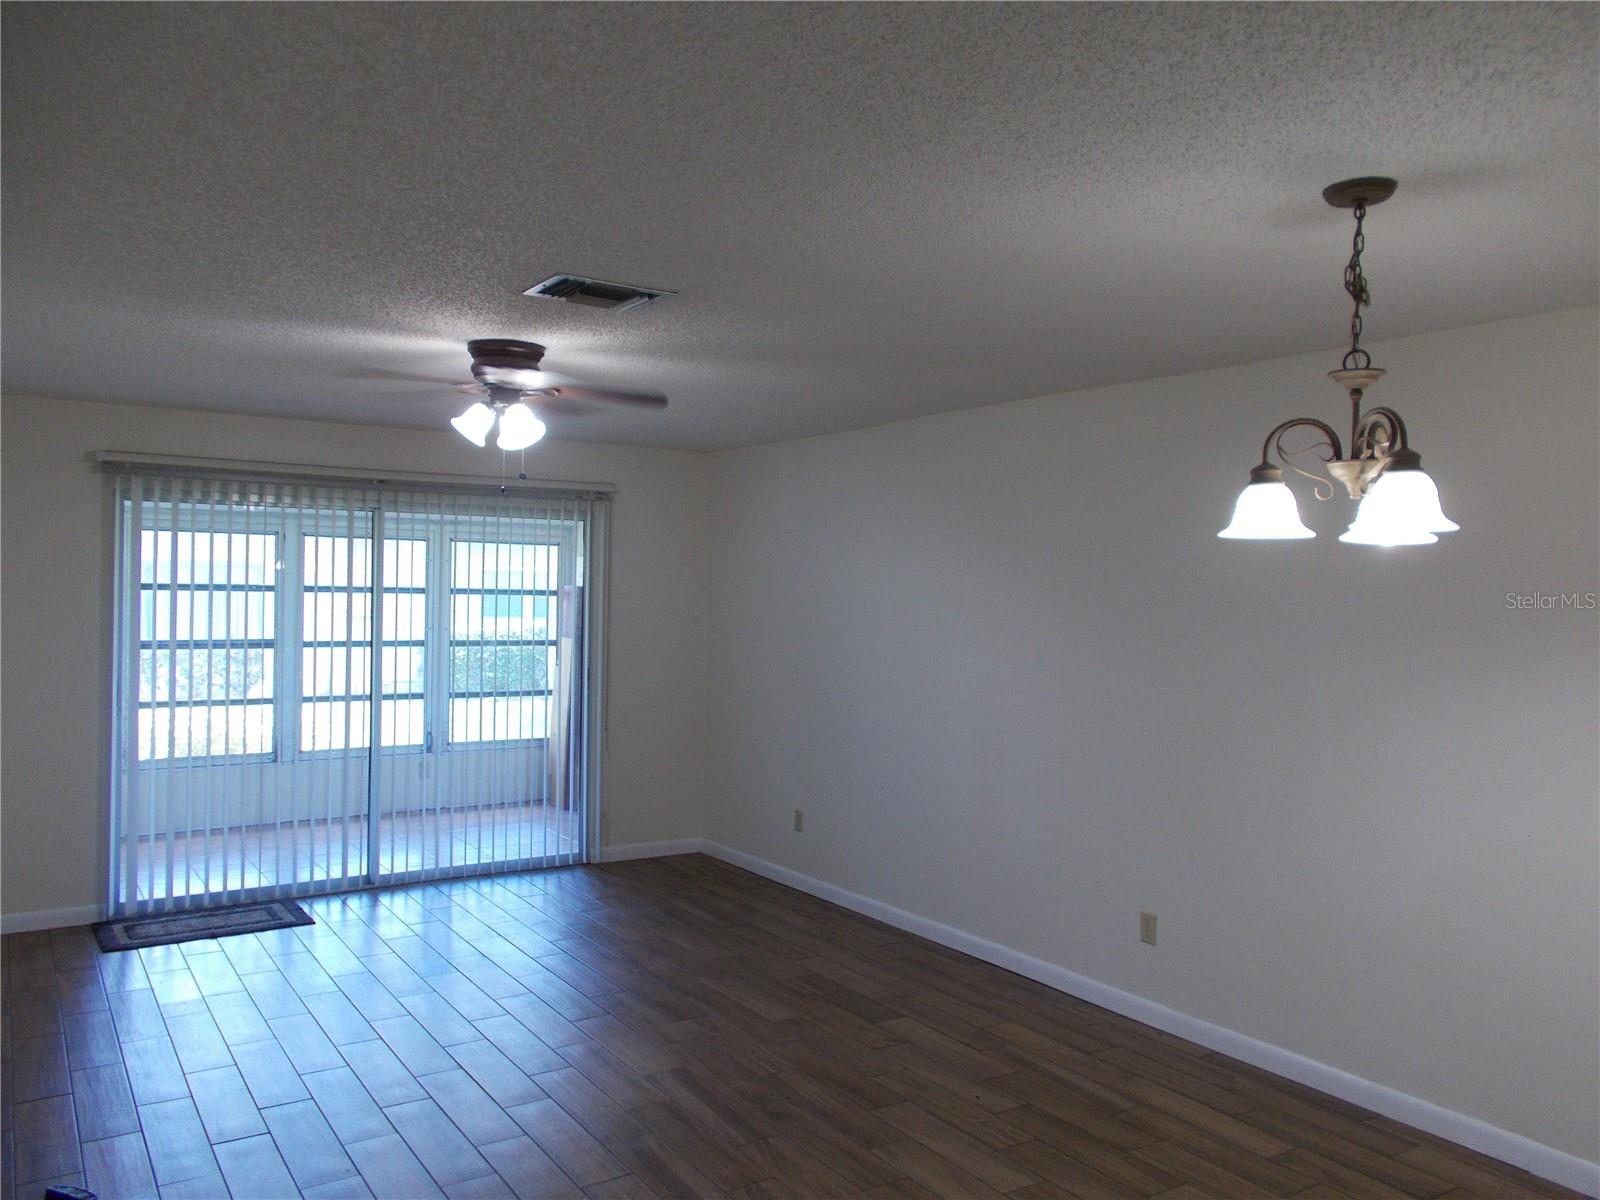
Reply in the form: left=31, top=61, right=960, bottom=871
left=1367, top=457, right=1459, bottom=534
left=1218, top=465, right=1315, bottom=540
left=1338, top=454, right=1458, bottom=545
left=1219, top=177, right=1459, bottom=548
left=1339, top=492, right=1440, bottom=546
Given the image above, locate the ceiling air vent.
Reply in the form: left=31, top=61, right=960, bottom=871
left=522, top=274, right=676, bottom=313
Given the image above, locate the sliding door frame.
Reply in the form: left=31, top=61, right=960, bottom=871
left=104, top=462, right=610, bottom=917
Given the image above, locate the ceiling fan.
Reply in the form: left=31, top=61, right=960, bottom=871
left=383, top=339, right=668, bottom=450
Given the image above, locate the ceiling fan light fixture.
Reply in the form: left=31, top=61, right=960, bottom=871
left=495, top=402, right=547, bottom=451
left=444, top=339, right=668, bottom=452
left=451, top=401, right=495, bottom=447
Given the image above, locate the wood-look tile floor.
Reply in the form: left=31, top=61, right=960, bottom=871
left=0, top=854, right=1580, bottom=1200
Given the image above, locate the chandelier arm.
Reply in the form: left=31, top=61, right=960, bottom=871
left=1261, top=417, right=1344, bottom=466
left=1262, top=417, right=1344, bottom=502
left=1353, top=405, right=1410, bottom=459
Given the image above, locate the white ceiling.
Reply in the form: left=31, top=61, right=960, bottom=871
left=3, top=4, right=1595, bottom=451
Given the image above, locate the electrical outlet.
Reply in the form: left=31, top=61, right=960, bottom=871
left=1140, top=911, right=1157, bottom=945
left=793, top=809, right=804, bottom=833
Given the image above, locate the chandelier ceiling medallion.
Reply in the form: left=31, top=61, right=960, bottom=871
left=1218, top=177, right=1458, bottom=547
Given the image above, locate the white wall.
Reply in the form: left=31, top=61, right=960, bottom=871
left=705, top=307, right=1600, bottom=1164
left=1, top=396, right=711, bottom=917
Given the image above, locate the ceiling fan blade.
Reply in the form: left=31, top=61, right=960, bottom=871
left=525, top=395, right=606, bottom=418
left=340, top=368, right=475, bottom=389
left=542, top=384, right=668, bottom=410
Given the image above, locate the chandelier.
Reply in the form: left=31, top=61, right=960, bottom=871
left=1219, top=177, right=1458, bottom=546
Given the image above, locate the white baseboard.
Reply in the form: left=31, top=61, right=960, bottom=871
left=700, top=840, right=1599, bottom=1199
left=599, top=837, right=709, bottom=863
left=1, top=903, right=103, bottom=934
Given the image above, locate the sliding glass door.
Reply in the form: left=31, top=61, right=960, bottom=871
left=107, top=471, right=604, bottom=916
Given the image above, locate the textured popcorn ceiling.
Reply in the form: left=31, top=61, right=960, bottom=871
left=2, top=4, right=1595, bottom=450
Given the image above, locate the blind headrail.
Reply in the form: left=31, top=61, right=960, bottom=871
left=94, top=451, right=616, bottom=500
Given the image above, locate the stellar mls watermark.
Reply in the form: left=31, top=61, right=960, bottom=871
left=1505, top=590, right=1598, bottom=611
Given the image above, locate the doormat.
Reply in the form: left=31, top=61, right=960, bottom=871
left=93, top=899, right=314, bottom=952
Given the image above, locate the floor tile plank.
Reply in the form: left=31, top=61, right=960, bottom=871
left=401, top=992, right=485, bottom=1046
left=480, top=1134, right=584, bottom=1200
left=71, top=1063, right=142, bottom=1142
left=120, top=1036, right=192, bottom=1107
left=109, top=989, right=167, bottom=1044
left=82, top=1130, right=160, bottom=1200
left=138, top=1097, right=219, bottom=1187
left=267, top=1012, right=345, bottom=1074
left=302, top=1065, right=395, bottom=1145
left=473, top=1014, right=569, bottom=1076
left=64, top=1007, right=125, bottom=1071
left=385, top=1097, right=495, bottom=1186
left=303, top=989, right=379, bottom=1047
left=14, top=1094, right=84, bottom=1184
left=420, top=1069, right=523, bottom=1146
left=447, top=1039, right=546, bottom=1108
left=233, top=1038, right=314, bottom=1108
left=371, top=1014, right=459, bottom=1076
left=214, top=1132, right=300, bottom=1200
left=345, top=1131, right=447, bottom=1200
left=443, top=1173, right=518, bottom=1199
left=157, top=1172, right=230, bottom=1199
left=187, top=1064, right=268, bottom=1143
left=340, top=1036, right=430, bottom=1107
left=506, top=1097, right=627, bottom=1187
left=262, top=1098, right=359, bottom=1190
left=205, top=991, right=275, bottom=1046
left=11, top=1033, right=71, bottom=1101
left=304, top=1175, right=376, bottom=1199
left=241, top=969, right=311, bottom=1020
left=164, top=1010, right=234, bottom=1074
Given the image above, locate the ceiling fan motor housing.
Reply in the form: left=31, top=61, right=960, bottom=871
left=456, top=337, right=667, bottom=411
left=468, top=339, right=548, bottom=391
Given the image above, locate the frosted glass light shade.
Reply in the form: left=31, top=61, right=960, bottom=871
left=1218, top=480, right=1315, bottom=540
left=1339, top=484, right=1436, bottom=545
left=1338, top=464, right=1455, bottom=546
left=450, top=401, right=495, bottom=447
left=1369, top=466, right=1458, bottom=533
left=495, top=402, right=547, bottom=450
left=1338, top=500, right=1437, bottom=545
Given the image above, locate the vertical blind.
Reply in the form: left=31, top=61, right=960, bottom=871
left=107, top=467, right=606, bottom=916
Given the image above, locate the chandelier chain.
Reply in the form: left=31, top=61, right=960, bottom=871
left=1342, top=201, right=1371, bottom=370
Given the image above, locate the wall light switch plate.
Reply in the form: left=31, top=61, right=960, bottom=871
left=793, top=809, right=804, bottom=833
left=1140, top=911, right=1157, bottom=945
